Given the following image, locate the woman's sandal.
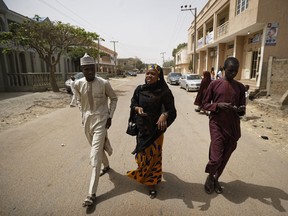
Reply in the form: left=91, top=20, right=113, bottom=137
left=82, top=194, right=96, bottom=207
left=149, top=190, right=157, bottom=199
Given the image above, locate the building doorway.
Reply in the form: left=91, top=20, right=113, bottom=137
left=251, top=49, right=260, bottom=79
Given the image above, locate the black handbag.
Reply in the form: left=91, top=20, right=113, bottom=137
left=126, top=107, right=138, bottom=136
left=126, top=121, right=138, bottom=136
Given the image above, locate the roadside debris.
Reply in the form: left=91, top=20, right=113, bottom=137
left=259, top=135, right=269, bottom=140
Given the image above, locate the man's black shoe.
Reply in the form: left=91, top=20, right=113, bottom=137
left=214, top=179, right=223, bottom=194
left=204, top=175, right=214, bottom=194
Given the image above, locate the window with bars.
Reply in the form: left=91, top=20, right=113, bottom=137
left=236, top=0, right=249, bottom=15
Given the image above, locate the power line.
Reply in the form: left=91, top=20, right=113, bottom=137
left=39, top=0, right=114, bottom=39
left=39, top=0, right=85, bottom=28
left=166, top=0, right=193, bottom=57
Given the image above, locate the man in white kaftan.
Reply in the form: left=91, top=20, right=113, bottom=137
left=74, top=53, right=118, bottom=207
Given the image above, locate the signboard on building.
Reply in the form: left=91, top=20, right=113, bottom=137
left=205, top=31, right=214, bottom=44
left=198, top=38, right=204, bottom=48
left=265, top=22, right=279, bottom=46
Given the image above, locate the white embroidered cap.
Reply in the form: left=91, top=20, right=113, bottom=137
left=80, top=53, right=95, bottom=66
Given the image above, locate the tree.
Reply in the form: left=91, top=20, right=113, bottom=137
left=0, top=15, right=99, bottom=92
left=163, top=60, right=174, bottom=68
left=135, top=58, right=145, bottom=71
left=172, top=43, right=187, bottom=58
left=67, top=46, right=106, bottom=71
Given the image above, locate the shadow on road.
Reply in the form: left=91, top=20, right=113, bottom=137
left=222, top=180, right=288, bottom=212
left=85, top=171, right=288, bottom=214
left=86, top=170, right=216, bottom=213
left=85, top=168, right=145, bottom=214
left=160, top=172, right=216, bottom=210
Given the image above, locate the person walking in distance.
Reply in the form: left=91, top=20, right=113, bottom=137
left=202, top=57, right=246, bottom=194
left=210, top=67, right=215, bottom=80
left=70, top=76, right=77, bottom=107
left=216, top=66, right=223, bottom=79
left=194, top=71, right=212, bottom=114
left=242, top=84, right=250, bottom=121
left=74, top=53, right=118, bottom=207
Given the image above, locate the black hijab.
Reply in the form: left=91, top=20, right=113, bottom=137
left=141, top=64, right=168, bottom=91
left=131, top=64, right=174, bottom=154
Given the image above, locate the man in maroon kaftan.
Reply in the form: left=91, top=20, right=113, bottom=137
left=202, top=57, right=246, bottom=194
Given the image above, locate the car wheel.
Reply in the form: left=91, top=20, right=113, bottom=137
left=186, top=85, right=189, bottom=92
left=66, top=88, right=72, bottom=94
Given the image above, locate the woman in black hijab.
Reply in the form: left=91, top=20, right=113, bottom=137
left=194, top=71, right=212, bottom=114
left=127, top=64, right=177, bottom=198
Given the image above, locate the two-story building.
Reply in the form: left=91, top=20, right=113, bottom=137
left=0, top=0, right=117, bottom=92
left=175, top=46, right=191, bottom=73
left=187, top=0, right=288, bottom=96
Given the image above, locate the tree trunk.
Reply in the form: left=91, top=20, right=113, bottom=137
left=49, top=64, right=59, bottom=92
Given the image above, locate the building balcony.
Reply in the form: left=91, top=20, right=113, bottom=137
left=205, top=31, right=214, bottom=45
left=198, top=37, right=204, bottom=49
left=216, top=21, right=229, bottom=39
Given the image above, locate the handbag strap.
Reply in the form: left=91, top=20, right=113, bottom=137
left=128, top=85, right=142, bottom=122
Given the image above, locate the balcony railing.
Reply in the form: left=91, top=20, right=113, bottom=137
left=4, top=72, right=110, bottom=92
left=216, top=21, right=229, bottom=39
left=206, top=31, right=214, bottom=44
left=198, top=37, right=204, bottom=48
left=5, top=73, right=64, bottom=91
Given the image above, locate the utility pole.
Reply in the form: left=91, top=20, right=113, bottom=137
left=160, top=52, right=166, bottom=66
left=97, top=36, right=105, bottom=72
left=97, top=37, right=100, bottom=72
left=110, top=40, right=118, bottom=67
left=181, top=5, right=197, bottom=73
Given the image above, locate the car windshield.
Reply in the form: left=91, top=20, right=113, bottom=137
left=170, top=73, right=181, bottom=77
left=74, top=72, right=84, bottom=79
left=187, top=75, right=202, bottom=80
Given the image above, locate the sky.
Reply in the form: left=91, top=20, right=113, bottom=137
left=4, top=0, right=207, bottom=66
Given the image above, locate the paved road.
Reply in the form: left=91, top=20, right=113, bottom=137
left=0, top=75, right=287, bottom=216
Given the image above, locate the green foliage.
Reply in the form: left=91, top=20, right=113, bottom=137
left=135, top=58, right=145, bottom=70
left=172, top=43, right=187, bottom=57
left=163, top=59, right=174, bottom=68
left=68, top=47, right=99, bottom=61
left=0, top=15, right=100, bottom=91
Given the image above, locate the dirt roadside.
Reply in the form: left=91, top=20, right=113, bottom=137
left=241, top=100, right=288, bottom=154
left=0, top=85, right=287, bottom=154
left=0, top=89, right=71, bottom=132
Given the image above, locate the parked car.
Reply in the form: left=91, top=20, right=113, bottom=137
left=65, top=72, right=84, bottom=93
left=127, top=71, right=137, bottom=76
left=179, top=74, right=202, bottom=92
left=167, top=72, right=182, bottom=85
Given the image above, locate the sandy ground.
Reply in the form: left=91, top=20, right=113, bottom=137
left=241, top=100, right=288, bottom=154
left=0, top=86, right=287, bottom=154
left=0, top=89, right=71, bottom=132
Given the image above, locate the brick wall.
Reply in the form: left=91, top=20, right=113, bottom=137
left=270, top=59, right=288, bottom=99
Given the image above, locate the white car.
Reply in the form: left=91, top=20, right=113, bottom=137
left=65, top=72, right=84, bottom=93
left=179, top=73, right=202, bottom=92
